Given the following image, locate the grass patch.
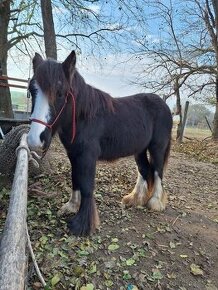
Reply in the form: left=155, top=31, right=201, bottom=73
left=11, top=90, right=28, bottom=111
left=172, top=127, right=211, bottom=140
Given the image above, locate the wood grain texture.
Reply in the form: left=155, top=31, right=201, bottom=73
left=0, top=133, right=29, bottom=290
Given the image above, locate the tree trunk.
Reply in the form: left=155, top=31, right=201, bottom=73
left=176, top=102, right=183, bottom=142
left=178, top=101, right=189, bottom=143
left=211, top=0, right=218, bottom=140
left=213, top=77, right=218, bottom=140
left=211, top=0, right=218, bottom=25
left=40, top=0, right=57, bottom=60
left=174, top=78, right=183, bottom=142
left=0, top=0, right=13, bottom=118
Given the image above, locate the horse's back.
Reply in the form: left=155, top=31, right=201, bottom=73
left=114, top=93, right=172, bottom=131
left=98, top=93, right=172, bottom=160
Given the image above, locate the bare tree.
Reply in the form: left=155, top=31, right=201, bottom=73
left=40, top=0, right=57, bottom=59
left=1, top=0, right=144, bottom=117
left=0, top=0, right=38, bottom=118
left=133, top=0, right=218, bottom=140
left=0, top=0, right=13, bottom=118
left=209, top=0, right=218, bottom=139
left=43, top=0, right=140, bottom=57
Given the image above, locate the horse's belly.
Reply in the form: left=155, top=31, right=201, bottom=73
left=99, top=136, right=148, bottom=161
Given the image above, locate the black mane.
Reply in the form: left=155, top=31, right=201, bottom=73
left=72, top=71, right=115, bottom=119
left=34, top=58, right=115, bottom=119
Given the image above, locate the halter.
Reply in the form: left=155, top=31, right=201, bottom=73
left=30, top=90, right=76, bottom=143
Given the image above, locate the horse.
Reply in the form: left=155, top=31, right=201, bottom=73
left=27, top=50, right=173, bottom=237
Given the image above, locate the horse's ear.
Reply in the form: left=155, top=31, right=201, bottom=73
left=33, top=53, right=43, bottom=73
left=62, top=50, right=76, bottom=81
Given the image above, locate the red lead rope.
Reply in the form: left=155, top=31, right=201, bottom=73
left=68, top=90, right=76, bottom=143
left=30, top=90, right=76, bottom=143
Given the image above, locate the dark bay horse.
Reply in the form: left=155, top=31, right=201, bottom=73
left=27, top=51, right=173, bottom=236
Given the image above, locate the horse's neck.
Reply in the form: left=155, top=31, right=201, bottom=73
left=71, top=71, right=93, bottom=118
left=72, top=70, right=114, bottom=119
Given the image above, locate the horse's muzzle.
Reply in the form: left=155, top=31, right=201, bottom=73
left=27, top=127, right=51, bottom=155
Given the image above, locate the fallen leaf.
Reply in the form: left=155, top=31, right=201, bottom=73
left=108, top=243, right=120, bottom=251
left=89, top=263, right=97, bottom=274
left=105, top=280, right=113, bottom=287
left=123, top=270, right=132, bottom=280
left=152, top=269, right=163, bottom=280
left=126, top=258, right=135, bottom=266
left=190, top=263, right=203, bottom=276
left=51, top=273, right=61, bottom=286
left=167, top=272, right=177, bottom=279
left=180, top=254, right=188, bottom=258
left=80, top=284, right=94, bottom=290
left=169, top=241, right=176, bottom=249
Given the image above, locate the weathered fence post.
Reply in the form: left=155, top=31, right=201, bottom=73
left=205, top=116, right=213, bottom=133
left=0, top=133, right=29, bottom=290
left=178, top=101, right=189, bottom=143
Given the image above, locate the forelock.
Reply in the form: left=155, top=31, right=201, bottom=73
left=34, top=60, right=68, bottom=101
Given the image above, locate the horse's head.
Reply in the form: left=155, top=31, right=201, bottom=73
left=27, top=50, right=76, bottom=154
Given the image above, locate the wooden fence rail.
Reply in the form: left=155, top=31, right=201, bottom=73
left=0, top=75, right=28, bottom=89
left=0, top=134, right=29, bottom=290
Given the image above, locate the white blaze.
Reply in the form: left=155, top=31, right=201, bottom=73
left=27, top=82, right=51, bottom=149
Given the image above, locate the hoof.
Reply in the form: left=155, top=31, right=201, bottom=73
left=67, top=199, right=100, bottom=237
left=67, top=212, right=99, bottom=237
left=147, top=197, right=166, bottom=211
left=67, top=215, right=91, bottom=237
left=57, top=202, right=79, bottom=217
left=122, top=192, right=148, bottom=207
left=122, top=192, right=135, bottom=207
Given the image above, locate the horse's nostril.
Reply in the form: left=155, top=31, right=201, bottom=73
left=27, top=131, right=44, bottom=151
left=40, top=130, right=46, bottom=143
left=39, top=128, right=51, bottom=151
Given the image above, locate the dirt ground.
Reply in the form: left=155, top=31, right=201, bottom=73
left=0, top=140, right=218, bottom=290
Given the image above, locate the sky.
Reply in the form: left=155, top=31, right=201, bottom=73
left=6, top=0, right=215, bottom=113
left=8, top=51, right=143, bottom=97
left=7, top=0, right=173, bottom=107
left=7, top=1, right=148, bottom=98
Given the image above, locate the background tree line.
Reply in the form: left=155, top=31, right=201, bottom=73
left=0, top=0, right=217, bottom=140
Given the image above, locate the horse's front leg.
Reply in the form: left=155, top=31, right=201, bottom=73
left=67, top=153, right=99, bottom=236
left=57, top=189, right=81, bottom=216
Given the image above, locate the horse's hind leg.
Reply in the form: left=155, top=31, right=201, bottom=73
left=122, top=150, right=152, bottom=207
left=146, top=141, right=170, bottom=211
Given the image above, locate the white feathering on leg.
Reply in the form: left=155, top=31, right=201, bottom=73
left=147, top=171, right=166, bottom=211
left=58, top=190, right=81, bottom=216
